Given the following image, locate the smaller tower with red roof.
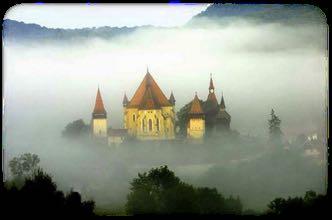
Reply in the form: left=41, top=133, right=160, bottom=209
left=91, top=87, right=108, bottom=138
left=187, top=93, right=205, bottom=139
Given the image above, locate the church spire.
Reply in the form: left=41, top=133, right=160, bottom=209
left=92, top=87, right=107, bottom=118
left=189, top=92, right=204, bottom=116
left=169, top=91, right=176, bottom=105
left=220, top=93, right=226, bottom=109
left=123, top=92, right=129, bottom=107
left=209, top=73, right=215, bottom=92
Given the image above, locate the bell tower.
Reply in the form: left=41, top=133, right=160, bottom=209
left=91, top=87, right=108, bottom=138
left=187, top=92, right=205, bottom=139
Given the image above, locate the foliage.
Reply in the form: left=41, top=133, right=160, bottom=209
left=176, top=101, right=192, bottom=136
left=62, top=119, right=90, bottom=138
left=267, top=190, right=329, bottom=216
left=2, top=168, right=95, bottom=217
left=9, top=153, right=40, bottom=182
left=126, top=165, right=242, bottom=215
left=268, top=109, right=282, bottom=144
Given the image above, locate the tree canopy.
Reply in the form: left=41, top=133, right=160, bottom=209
left=267, top=190, right=328, bottom=216
left=2, top=168, right=95, bottom=217
left=9, top=153, right=40, bottom=187
left=268, top=109, right=283, bottom=144
left=62, top=119, right=90, bottom=138
left=126, top=165, right=242, bottom=215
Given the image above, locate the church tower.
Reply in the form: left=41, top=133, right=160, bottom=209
left=204, top=74, right=219, bottom=133
left=91, top=87, right=108, bottom=138
left=216, top=93, right=231, bottom=131
left=123, top=93, right=129, bottom=129
left=169, top=91, right=176, bottom=106
left=187, top=93, right=205, bottom=139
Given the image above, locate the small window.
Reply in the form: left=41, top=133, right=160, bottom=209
left=148, top=119, right=153, bottom=132
left=142, top=119, right=146, bottom=132
left=156, top=118, right=159, bottom=131
left=133, top=114, right=136, bottom=122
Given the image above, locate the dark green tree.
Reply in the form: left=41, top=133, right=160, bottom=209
left=268, top=109, right=282, bottom=144
left=9, top=153, right=40, bottom=186
left=126, top=166, right=242, bottom=215
left=62, top=119, right=90, bottom=138
left=196, top=187, right=225, bottom=214
left=2, top=168, right=95, bottom=216
left=267, top=191, right=329, bottom=216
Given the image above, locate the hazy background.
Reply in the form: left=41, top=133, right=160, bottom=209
left=3, top=3, right=328, bottom=213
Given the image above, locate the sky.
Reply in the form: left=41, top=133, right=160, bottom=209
left=5, top=3, right=210, bottom=28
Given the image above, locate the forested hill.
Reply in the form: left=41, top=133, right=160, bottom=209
left=188, top=4, right=326, bottom=25
left=3, top=4, right=326, bottom=43
left=2, top=19, right=152, bottom=43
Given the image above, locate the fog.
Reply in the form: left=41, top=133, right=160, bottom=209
left=3, top=19, right=328, bottom=212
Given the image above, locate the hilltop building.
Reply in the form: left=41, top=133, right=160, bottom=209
left=90, top=71, right=231, bottom=143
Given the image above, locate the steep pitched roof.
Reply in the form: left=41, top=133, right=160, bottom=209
left=123, top=93, right=129, bottom=106
left=217, top=109, right=231, bottom=120
left=206, top=75, right=218, bottom=108
left=209, top=74, right=215, bottom=90
left=169, top=91, right=176, bottom=105
left=139, top=86, right=160, bottom=109
left=127, top=72, right=172, bottom=109
left=93, top=88, right=107, bottom=115
left=220, top=94, right=226, bottom=109
left=217, top=94, right=231, bottom=120
left=188, top=93, right=204, bottom=115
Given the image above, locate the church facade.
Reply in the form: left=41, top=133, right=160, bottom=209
left=123, top=70, right=176, bottom=140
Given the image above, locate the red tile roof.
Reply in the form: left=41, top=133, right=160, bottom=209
left=127, top=72, right=172, bottom=109
left=188, top=93, right=204, bottom=115
left=93, top=88, right=106, bottom=115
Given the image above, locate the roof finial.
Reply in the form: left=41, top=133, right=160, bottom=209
left=209, top=74, right=215, bottom=91
left=147, top=65, right=149, bottom=74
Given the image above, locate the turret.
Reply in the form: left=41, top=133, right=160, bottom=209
left=91, top=87, right=108, bottom=138
left=187, top=92, right=205, bottom=139
left=169, top=91, right=176, bottom=106
left=216, top=93, right=231, bottom=131
left=123, top=93, right=129, bottom=107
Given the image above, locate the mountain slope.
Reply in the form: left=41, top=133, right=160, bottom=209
left=2, top=19, right=147, bottom=43
left=189, top=3, right=326, bottom=25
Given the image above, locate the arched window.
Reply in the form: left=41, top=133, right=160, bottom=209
left=148, top=119, right=153, bottom=132
left=156, top=118, right=160, bottom=131
left=132, top=114, right=136, bottom=122
left=142, top=119, right=146, bottom=132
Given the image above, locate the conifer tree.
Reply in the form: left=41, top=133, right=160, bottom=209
left=268, top=109, right=282, bottom=144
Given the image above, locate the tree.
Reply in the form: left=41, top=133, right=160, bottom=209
left=176, top=102, right=192, bottom=136
left=62, top=119, right=90, bottom=138
left=196, top=187, right=225, bottom=214
left=267, top=191, right=329, bottom=216
left=126, top=165, right=242, bottom=215
left=2, top=168, right=95, bottom=216
left=9, top=153, right=40, bottom=183
left=268, top=109, right=282, bottom=144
